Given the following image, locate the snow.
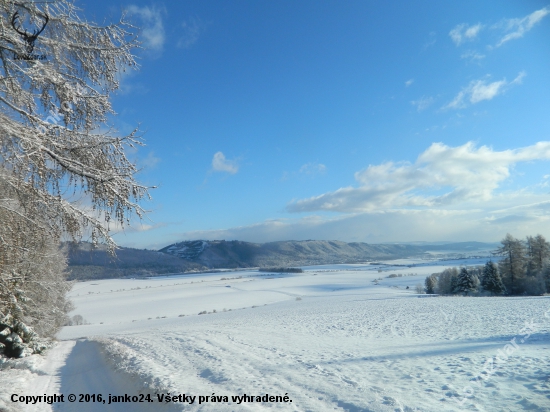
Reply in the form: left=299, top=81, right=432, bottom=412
left=2, top=258, right=550, bottom=411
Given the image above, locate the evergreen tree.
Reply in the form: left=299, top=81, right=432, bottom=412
left=544, top=266, right=550, bottom=293
left=481, top=261, right=506, bottom=296
left=455, top=267, right=477, bottom=295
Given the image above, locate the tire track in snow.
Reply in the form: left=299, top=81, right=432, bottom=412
left=22, top=340, right=180, bottom=412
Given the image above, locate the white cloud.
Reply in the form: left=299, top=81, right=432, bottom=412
left=469, top=79, right=507, bottom=104
left=411, top=96, right=434, bottom=112
left=449, top=23, right=483, bottom=46
left=286, top=141, right=550, bottom=214
left=211, top=151, right=239, bottom=174
left=496, top=6, right=550, bottom=47
left=443, top=72, right=525, bottom=110
left=405, top=79, right=414, bottom=87
left=167, top=203, right=550, bottom=244
left=126, top=142, right=550, bottom=246
left=126, top=5, right=166, bottom=54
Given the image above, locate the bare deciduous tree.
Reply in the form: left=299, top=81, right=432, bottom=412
left=0, top=0, right=150, bottom=251
left=0, top=0, right=150, bottom=354
left=525, top=234, right=550, bottom=275
left=495, top=234, right=526, bottom=295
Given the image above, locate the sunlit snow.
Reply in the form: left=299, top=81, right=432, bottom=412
left=4, top=259, right=550, bottom=412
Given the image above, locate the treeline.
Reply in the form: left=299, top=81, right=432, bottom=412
left=258, top=267, right=304, bottom=273
left=425, top=233, right=550, bottom=296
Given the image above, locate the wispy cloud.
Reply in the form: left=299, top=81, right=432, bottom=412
left=449, top=23, right=483, bottom=46
left=460, top=50, right=485, bottom=61
left=495, top=6, right=550, bottom=47
left=405, top=79, right=414, bottom=87
left=178, top=16, right=206, bottom=49
left=422, top=31, right=436, bottom=50
left=443, top=72, right=525, bottom=110
left=287, top=141, right=550, bottom=214
left=126, top=5, right=166, bottom=55
left=299, top=162, right=326, bottom=176
left=211, top=151, right=239, bottom=174
left=281, top=162, right=327, bottom=181
left=169, top=201, right=550, bottom=244
left=411, top=96, right=435, bottom=112
left=139, top=151, right=160, bottom=170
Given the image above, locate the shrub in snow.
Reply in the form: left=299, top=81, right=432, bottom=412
left=414, top=284, right=424, bottom=294
left=435, top=268, right=459, bottom=295
left=519, top=274, right=546, bottom=296
left=0, top=315, right=51, bottom=358
left=0, top=240, right=71, bottom=358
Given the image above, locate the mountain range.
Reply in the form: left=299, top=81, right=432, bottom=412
left=67, top=239, right=499, bottom=280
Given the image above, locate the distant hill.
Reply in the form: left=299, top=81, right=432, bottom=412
left=158, top=239, right=424, bottom=268
left=67, top=239, right=499, bottom=280
left=67, top=242, right=205, bottom=280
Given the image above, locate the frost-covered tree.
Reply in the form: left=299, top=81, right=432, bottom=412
left=0, top=0, right=149, bottom=251
left=1, top=0, right=149, bottom=355
left=425, top=274, right=437, bottom=294
left=0, top=175, right=74, bottom=356
left=481, top=261, right=506, bottom=296
left=525, top=234, right=550, bottom=275
left=495, top=234, right=526, bottom=295
left=455, top=267, right=477, bottom=296
left=435, top=267, right=459, bottom=295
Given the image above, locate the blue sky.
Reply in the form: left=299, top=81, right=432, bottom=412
left=82, top=0, right=550, bottom=249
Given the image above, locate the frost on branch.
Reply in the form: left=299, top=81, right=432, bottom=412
left=0, top=0, right=151, bottom=252
left=0, top=0, right=151, bottom=356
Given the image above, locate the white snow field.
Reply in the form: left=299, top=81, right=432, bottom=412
left=2, top=259, right=550, bottom=412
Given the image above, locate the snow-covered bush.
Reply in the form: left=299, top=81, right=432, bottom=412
left=435, top=268, right=459, bottom=295
left=519, top=274, right=546, bottom=296
left=0, top=181, right=73, bottom=357
left=424, top=274, right=437, bottom=294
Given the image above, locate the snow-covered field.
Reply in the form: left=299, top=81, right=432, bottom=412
left=2, top=259, right=550, bottom=411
